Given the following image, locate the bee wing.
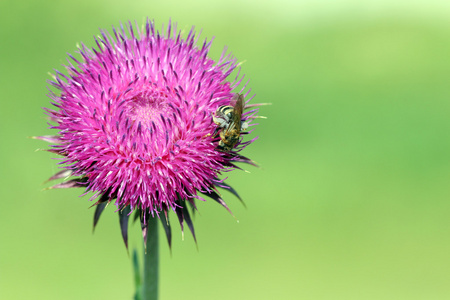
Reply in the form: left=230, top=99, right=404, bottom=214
left=232, top=94, right=244, bottom=131
left=229, top=93, right=240, bottom=107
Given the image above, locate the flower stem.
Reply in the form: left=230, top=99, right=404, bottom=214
left=143, top=216, right=159, bottom=300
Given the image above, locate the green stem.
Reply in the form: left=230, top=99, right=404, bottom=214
left=143, top=216, right=159, bottom=300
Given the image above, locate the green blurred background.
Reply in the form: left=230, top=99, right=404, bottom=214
left=2, top=0, right=450, bottom=299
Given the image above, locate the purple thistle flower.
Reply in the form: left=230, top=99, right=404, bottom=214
left=37, top=19, right=261, bottom=247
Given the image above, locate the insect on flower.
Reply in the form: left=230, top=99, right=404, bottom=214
left=35, top=19, right=263, bottom=249
left=213, top=93, right=249, bottom=151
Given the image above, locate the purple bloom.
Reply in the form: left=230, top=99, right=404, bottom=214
left=37, top=19, right=260, bottom=246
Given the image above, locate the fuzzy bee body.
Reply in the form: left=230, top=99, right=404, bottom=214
left=213, top=93, right=248, bottom=151
left=213, top=105, right=234, bottom=128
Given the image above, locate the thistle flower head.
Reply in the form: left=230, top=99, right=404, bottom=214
left=38, top=19, right=260, bottom=246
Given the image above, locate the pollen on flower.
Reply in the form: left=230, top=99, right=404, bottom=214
left=39, top=18, right=261, bottom=247
left=127, top=91, right=170, bottom=125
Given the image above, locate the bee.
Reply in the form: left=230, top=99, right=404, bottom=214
left=213, top=93, right=248, bottom=151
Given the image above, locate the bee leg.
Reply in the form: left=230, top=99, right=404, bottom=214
left=212, top=127, right=221, bottom=137
left=216, top=143, right=226, bottom=151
